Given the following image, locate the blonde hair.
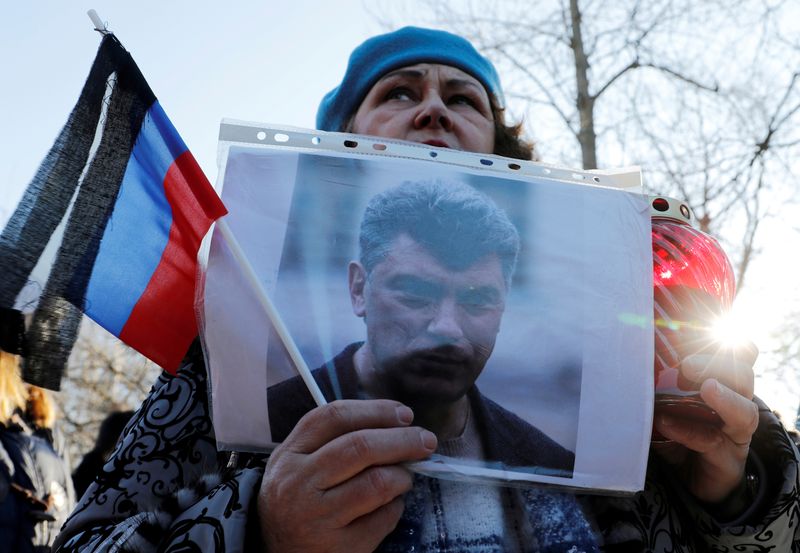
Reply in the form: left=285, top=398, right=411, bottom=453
left=0, top=351, right=28, bottom=425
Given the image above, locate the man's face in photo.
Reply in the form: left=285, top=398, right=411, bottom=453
left=349, top=233, right=507, bottom=406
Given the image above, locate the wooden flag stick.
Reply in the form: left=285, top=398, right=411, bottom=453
left=216, top=218, right=327, bottom=407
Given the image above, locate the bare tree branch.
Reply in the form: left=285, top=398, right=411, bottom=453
left=493, top=45, right=579, bottom=137
left=592, top=59, right=640, bottom=100
left=638, top=63, right=720, bottom=92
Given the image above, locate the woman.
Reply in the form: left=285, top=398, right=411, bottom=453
left=54, top=27, right=798, bottom=552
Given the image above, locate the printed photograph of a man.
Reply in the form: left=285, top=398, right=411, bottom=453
left=267, top=180, right=574, bottom=476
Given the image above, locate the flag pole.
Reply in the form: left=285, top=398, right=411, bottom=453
left=216, top=219, right=328, bottom=407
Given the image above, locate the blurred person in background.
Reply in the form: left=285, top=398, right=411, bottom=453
left=1, top=348, right=75, bottom=552
left=25, top=385, right=72, bottom=469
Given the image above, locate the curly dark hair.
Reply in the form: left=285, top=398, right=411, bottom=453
left=491, top=101, right=536, bottom=161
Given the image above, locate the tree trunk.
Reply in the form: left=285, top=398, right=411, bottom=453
left=569, top=0, right=598, bottom=169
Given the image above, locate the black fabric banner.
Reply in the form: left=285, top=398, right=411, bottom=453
left=0, top=36, right=156, bottom=389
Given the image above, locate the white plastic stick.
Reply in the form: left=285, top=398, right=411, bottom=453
left=87, top=9, right=109, bottom=34
left=216, top=218, right=327, bottom=407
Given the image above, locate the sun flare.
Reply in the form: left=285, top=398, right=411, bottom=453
left=710, top=309, right=753, bottom=347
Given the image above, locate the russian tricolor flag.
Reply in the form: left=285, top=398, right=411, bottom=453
left=0, top=35, right=226, bottom=387
left=84, top=101, right=226, bottom=371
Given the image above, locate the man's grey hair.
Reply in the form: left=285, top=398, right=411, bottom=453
left=359, top=180, right=520, bottom=287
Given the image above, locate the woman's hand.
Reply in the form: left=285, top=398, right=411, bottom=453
left=257, top=399, right=437, bottom=553
left=652, top=341, right=759, bottom=505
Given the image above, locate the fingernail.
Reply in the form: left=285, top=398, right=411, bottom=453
left=421, top=430, right=437, bottom=451
left=704, top=378, right=720, bottom=395
left=396, top=405, right=413, bottom=425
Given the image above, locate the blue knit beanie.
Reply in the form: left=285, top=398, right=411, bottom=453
left=316, top=26, right=504, bottom=132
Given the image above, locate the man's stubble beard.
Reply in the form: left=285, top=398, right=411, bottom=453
left=375, top=343, right=488, bottom=408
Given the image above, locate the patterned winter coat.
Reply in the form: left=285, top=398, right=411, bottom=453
left=53, top=353, right=800, bottom=552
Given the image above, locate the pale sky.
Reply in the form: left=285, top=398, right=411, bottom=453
left=0, top=1, right=401, bottom=215
left=2, top=2, right=797, bottom=424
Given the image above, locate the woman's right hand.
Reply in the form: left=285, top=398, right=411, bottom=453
left=257, top=399, right=437, bottom=553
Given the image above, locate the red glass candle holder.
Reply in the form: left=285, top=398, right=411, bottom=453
left=650, top=196, right=735, bottom=432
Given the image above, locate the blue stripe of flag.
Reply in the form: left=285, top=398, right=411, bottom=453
left=84, top=101, right=188, bottom=335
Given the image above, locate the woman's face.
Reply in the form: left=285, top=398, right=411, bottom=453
left=351, top=63, right=495, bottom=154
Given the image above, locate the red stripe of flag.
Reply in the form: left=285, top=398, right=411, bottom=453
left=119, top=150, right=226, bottom=371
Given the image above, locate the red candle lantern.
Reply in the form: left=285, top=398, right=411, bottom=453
left=650, top=196, right=735, bottom=428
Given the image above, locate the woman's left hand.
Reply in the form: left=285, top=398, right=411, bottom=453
left=652, top=341, right=760, bottom=504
